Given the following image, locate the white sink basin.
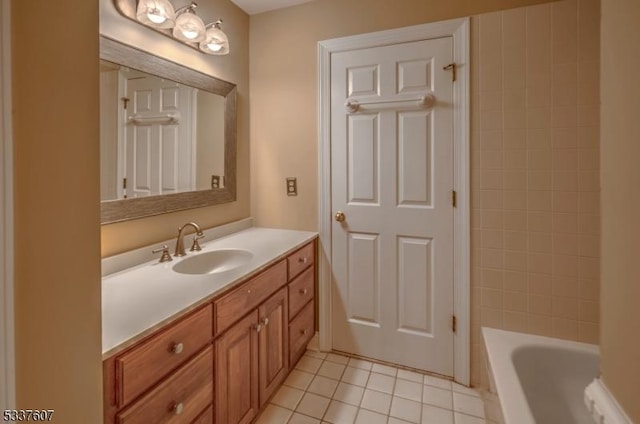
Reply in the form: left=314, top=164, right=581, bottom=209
left=172, top=249, right=253, bottom=275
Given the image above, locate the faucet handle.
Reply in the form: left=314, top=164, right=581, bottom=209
left=190, top=235, right=204, bottom=252
left=152, top=245, right=173, bottom=263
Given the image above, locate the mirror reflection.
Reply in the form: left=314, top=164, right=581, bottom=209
left=99, top=60, right=225, bottom=201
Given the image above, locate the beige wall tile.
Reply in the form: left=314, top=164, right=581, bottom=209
left=553, top=276, right=581, bottom=297
left=553, top=212, right=579, bottom=234
left=528, top=314, right=554, bottom=336
left=553, top=233, right=580, bottom=255
left=529, top=272, right=553, bottom=295
left=529, top=295, right=553, bottom=314
left=528, top=253, right=554, bottom=275
left=553, top=317, right=580, bottom=340
left=528, top=171, right=553, bottom=190
left=552, top=296, right=580, bottom=319
left=504, top=311, right=528, bottom=332
left=504, top=271, right=528, bottom=292
left=503, top=129, right=526, bottom=149
left=578, top=322, right=599, bottom=344
left=552, top=63, right=578, bottom=106
left=579, top=257, right=600, bottom=279
left=580, top=300, right=600, bottom=323
left=552, top=0, right=578, bottom=64
left=504, top=291, right=528, bottom=312
left=553, top=128, right=578, bottom=149
left=527, top=128, right=552, bottom=149
left=529, top=233, right=553, bottom=253
left=529, top=211, right=553, bottom=232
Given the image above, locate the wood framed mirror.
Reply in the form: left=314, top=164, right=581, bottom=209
left=99, top=36, right=236, bottom=224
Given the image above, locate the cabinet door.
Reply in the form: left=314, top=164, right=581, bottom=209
left=215, top=311, right=259, bottom=424
left=258, top=288, right=289, bottom=406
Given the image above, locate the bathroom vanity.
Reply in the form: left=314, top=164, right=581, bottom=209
left=101, top=226, right=317, bottom=424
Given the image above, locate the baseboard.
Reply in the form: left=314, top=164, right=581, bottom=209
left=584, top=378, right=633, bottom=424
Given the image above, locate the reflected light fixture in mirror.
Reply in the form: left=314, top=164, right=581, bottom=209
left=130, top=0, right=229, bottom=55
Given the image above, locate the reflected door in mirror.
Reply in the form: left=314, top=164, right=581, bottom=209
left=99, top=61, right=225, bottom=201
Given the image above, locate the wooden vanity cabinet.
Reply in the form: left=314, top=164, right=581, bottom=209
left=103, top=239, right=317, bottom=424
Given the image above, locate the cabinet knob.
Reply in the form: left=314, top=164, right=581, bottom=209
left=301, top=329, right=308, bottom=336
left=261, top=317, right=270, bottom=326
left=171, top=342, right=184, bottom=355
left=299, top=288, right=308, bottom=295
left=255, top=324, right=262, bottom=333
left=298, top=257, right=308, bottom=264
left=172, top=402, right=184, bottom=415
left=247, top=289, right=251, bottom=294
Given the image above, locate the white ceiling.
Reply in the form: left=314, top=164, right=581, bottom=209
left=230, top=0, right=314, bottom=15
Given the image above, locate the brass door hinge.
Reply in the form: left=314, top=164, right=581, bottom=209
left=121, top=97, right=130, bottom=110
left=122, top=178, right=127, bottom=189
left=443, top=63, right=457, bottom=82
left=452, top=190, right=457, bottom=208
left=452, top=315, right=457, bottom=333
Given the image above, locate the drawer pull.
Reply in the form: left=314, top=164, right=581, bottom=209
left=172, top=402, right=184, bottom=415
left=261, top=317, right=270, bottom=326
left=255, top=324, right=263, bottom=333
left=299, top=288, right=308, bottom=295
left=171, top=342, right=184, bottom=355
left=298, top=257, right=308, bottom=264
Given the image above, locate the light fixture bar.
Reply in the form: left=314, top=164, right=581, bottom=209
left=114, top=0, right=230, bottom=55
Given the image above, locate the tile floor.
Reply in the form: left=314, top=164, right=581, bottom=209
left=256, top=350, right=489, bottom=424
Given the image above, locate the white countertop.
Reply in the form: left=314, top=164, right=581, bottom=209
left=102, top=227, right=317, bottom=357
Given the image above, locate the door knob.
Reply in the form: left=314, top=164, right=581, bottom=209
left=334, top=211, right=346, bottom=222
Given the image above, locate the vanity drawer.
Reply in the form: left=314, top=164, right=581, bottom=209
left=215, top=260, right=287, bottom=335
left=116, top=346, right=213, bottom=424
left=289, top=300, right=315, bottom=364
left=287, top=242, right=314, bottom=280
left=288, top=266, right=315, bottom=319
left=115, top=305, right=213, bottom=407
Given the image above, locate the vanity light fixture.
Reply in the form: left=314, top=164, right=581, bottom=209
left=200, top=20, right=229, bottom=55
left=128, top=0, right=229, bottom=55
left=172, top=2, right=206, bottom=42
left=136, top=0, right=175, bottom=28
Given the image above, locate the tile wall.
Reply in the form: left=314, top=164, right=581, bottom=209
left=470, top=0, right=601, bottom=386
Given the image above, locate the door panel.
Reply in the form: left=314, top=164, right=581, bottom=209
left=258, top=288, right=288, bottom=406
left=331, top=37, right=455, bottom=375
left=215, top=312, right=259, bottom=424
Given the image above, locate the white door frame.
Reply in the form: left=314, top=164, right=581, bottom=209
left=317, top=18, right=471, bottom=385
left=0, top=0, right=16, bottom=410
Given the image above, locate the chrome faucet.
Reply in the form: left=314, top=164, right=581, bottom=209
left=174, top=222, right=204, bottom=257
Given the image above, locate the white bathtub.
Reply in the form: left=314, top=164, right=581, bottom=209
left=482, top=327, right=599, bottom=424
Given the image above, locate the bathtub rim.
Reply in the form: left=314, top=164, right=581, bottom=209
left=482, top=327, right=599, bottom=424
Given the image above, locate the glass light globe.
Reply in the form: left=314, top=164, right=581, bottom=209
left=199, top=22, right=229, bottom=55
left=136, top=0, right=175, bottom=29
left=173, top=9, right=206, bottom=43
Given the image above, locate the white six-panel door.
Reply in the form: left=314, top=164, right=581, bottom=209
left=124, top=74, right=195, bottom=198
left=330, top=37, right=455, bottom=375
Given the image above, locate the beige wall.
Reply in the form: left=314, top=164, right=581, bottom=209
left=12, top=1, right=103, bottom=422
left=251, top=0, right=600, bottom=387
left=600, top=0, right=640, bottom=421
left=249, top=0, right=555, bottom=231
left=99, top=0, right=250, bottom=257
